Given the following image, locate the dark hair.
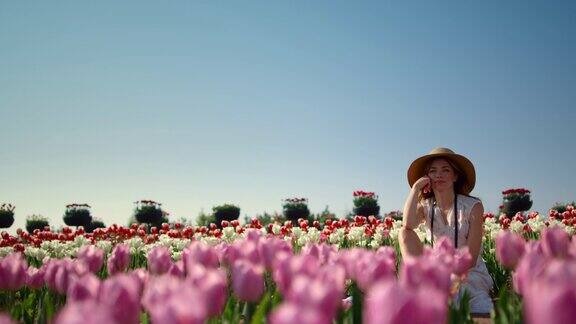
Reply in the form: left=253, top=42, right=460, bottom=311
left=418, top=157, right=472, bottom=201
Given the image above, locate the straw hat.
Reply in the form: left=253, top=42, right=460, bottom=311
left=407, top=147, right=476, bottom=194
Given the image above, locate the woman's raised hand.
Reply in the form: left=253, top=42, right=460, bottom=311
left=412, top=176, right=431, bottom=194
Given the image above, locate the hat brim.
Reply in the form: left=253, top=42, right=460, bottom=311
left=407, top=152, right=476, bottom=194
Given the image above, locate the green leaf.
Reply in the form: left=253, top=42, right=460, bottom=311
left=351, top=282, right=363, bottom=324
left=492, top=287, right=523, bottom=324
left=250, top=292, right=271, bottom=324
left=448, top=290, right=473, bottom=324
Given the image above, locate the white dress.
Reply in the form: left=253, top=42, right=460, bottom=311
left=421, top=194, right=494, bottom=314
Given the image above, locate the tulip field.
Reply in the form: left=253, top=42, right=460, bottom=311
left=0, top=207, right=576, bottom=324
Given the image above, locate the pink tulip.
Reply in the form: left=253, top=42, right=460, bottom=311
left=237, top=240, right=262, bottom=265
left=273, top=254, right=319, bottom=295
left=496, top=230, right=526, bottom=269
left=98, top=274, right=141, bottom=324
left=434, top=236, right=456, bottom=255
left=0, top=253, right=28, bottom=290
left=541, top=227, right=570, bottom=259
left=570, top=238, right=576, bottom=259
left=142, top=275, right=184, bottom=311
left=49, top=259, right=88, bottom=294
left=285, top=275, right=343, bottom=319
left=337, top=248, right=366, bottom=279
left=365, top=279, right=447, bottom=324
left=142, top=275, right=209, bottom=323
left=26, top=267, right=45, bottom=289
left=43, top=259, right=60, bottom=291
left=301, top=243, right=338, bottom=265
left=523, top=260, right=576, bottom=323
left=342, top=296, right=353, bottom=311
left=76, top=245, right=104, bottom=273
left=107, top=244, right=130, bottom=275
left=400, top=256, right=452, bottom=295
left=525, top=282, right=576, bottom=324
left=187, top=268, right=227, bottom=317
left=223, top=240, right=262, bottom=267
left=129, top=268, right=149, bottom=293
left=148, top=246, right=172, bottom=275
left=376, top=246, right=396, bottom=262
left=246, top=228, right=261, bottom=241
left=168, top=260, right=184, bottom=277
left=269, top=302, right=331, bottom=324
left=67, top=273, right=101, bottom=302
left=148, top=289, right=207, bottom=324
left=259, top=237, right=292, bottom=270
left=453, top=247, right=474, bottom=275
left=0, top=313, right=16, bottom=324
left=353, top=251, right=396, bottom=291
left=220, top=244, right=241, bottom=266
left=182, top=241, right=219, bottom=270
left=54, top=300, right=116, bottom=324
left=513, top=248, right=549, bottom=295
left=314, top=264, right=346, bottom=291
left=232, top=260, right=265, bottom=302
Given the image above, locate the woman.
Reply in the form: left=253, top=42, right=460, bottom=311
left=399, top=147, right=493, bottom=316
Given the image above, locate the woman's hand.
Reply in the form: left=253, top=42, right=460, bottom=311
left=412, top=176, right=431, bottom=194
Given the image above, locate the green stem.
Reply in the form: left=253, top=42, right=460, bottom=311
left=244, top=302, right=256, bottom=323
left=351, top=283, right=363, bottom=324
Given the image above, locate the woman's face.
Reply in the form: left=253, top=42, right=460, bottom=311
left=426, top=159, right=458, bottom=193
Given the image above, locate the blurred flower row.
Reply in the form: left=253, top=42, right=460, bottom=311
left=0, top=206, right=574, bottom=322
left=0, top=225, right=484, bottom=324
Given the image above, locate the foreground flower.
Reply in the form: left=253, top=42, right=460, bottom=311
left=513, top=243, right=548, bottom=295
left=107, top=244, right=130, bottom=275
left=365, top=279, right=447, bottom=324
left=522, top=260, right=576, bottom=324
left=541, top=226, right=570, bottom=259
left=453, top=247, right=474, bottom=276
left=54, top=300, right=116, bottom=324
left=232, top=260, right=264, bottom=302
left=0, top=253, right=28, bottom=290
left=142, top=275, right=208, bottom=324
left=98, top=274, right=141, bottom=324
left=67, top=273, right=101, bottom=302
left=147, top=246, right=172, bottom=275
left=285, top=274, right=343, bottom=319
left=269, top=302, right=331, bottom=324
left=0, top=313, right=16, bottom=324
left=148, top=289, right=207, bottom=324
left=26, top=266, right=45, bottom=289
left=76, top=245, right=104, bottom=273
left=495, top=230, right=525, bottom=269
left=186, top=265, right=228, bottom=317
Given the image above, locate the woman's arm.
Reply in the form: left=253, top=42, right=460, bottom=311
left=399, top=190, right=425, bottom=257
left=403, top=177, right=429, bottom=229
left=465, top=201, right=485, bottom=268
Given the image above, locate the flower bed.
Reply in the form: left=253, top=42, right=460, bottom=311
left=0, top=206, right=575, bottom=323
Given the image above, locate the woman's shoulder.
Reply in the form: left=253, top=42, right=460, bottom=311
left=458, top=194, right=483, bottom=211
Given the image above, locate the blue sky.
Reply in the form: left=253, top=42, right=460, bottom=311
left=1, top=1, right=575, bottom=231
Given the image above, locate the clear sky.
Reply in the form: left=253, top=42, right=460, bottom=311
left=1, top=1, right=575, bottom=231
